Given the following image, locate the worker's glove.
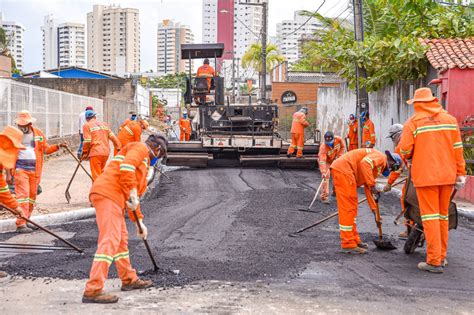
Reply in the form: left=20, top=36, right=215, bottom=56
left=371, top=186, right=381, bottom=195
left=13, top=207, right=24, bottom=217
left=383, top=184, right=392, bottom=192
left=58, top=142, right=68, bottom=148
left=322, top=170, right=329, bottom=179
left=126, top=188, right=140, bottom=211
left=455, top=176, right=466, bottom=190
left=136, top=219, right=148, bottom=240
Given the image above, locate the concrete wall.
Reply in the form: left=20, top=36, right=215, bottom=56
left=317, top=80, right=426, bottom=151
left=15, top=78, right=137, bottom=132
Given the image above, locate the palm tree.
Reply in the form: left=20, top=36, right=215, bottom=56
left=0, top=27, right=10, bottom=56
left=241, top=43, right=286, bottom=74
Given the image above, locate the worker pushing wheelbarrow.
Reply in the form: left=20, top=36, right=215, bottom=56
left=401, top=173, right=458, bottom=255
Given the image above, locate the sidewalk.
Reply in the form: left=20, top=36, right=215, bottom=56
left=0, top=152, right=92, bottom=221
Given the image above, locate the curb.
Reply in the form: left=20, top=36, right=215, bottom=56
left=378, top=184, right=474, bottom=220
left=0, top=207, right=96, bottom=233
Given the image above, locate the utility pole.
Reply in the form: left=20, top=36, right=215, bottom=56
left=352, top=0, right=369, bottom=148
left=232, top=56, right=236, bottom=103
left=261, top=1, right=268, bottom=103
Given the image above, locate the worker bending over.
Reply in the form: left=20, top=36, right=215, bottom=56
left=399, top=87, right=466, bottom=273
left=116, top=119, right=149, bottom=154
left=361, top=111, right=376, bottom=148
left=13, top=110, right=68, bottom=233
left=0, top=125, right=26, bottom=276
left=287, top=107, right=310, bottom=158
left=83, top=134, right=168, bottom=304
left=346, top=114, right=359, bottom=151
left=318, top=131, right=345, bottom=204
left=179, top=112, right=192, bottom=142
left=82, top=110, right=121, bottom=181
left=330, top=148, right=400, bottom=254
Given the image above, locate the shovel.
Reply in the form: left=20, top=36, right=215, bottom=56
left=131, top=210, right=159, bottom=272
left=298, top=169, right=330, bottom=212
left=64, top=146, right=93, bottom=180
left=373, top=193, right=397, bottom=250
left=65, top=161, right=82, bottom=204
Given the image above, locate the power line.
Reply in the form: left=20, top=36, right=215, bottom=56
left=277, top=0, right=327, bottom=41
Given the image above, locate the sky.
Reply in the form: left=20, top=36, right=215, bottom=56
left=0, top=0, right=350, bottom=73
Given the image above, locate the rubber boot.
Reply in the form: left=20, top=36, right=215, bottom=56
left=121, top=279, right=153, bottom=291
left=357, top=242, right=369, bottom=249
left=26, top=223, right=39, bottom=231
left=82, top=292, right=119, bottom=304
left=16, top=225, right=33, bottom=234
left=341, top=247, right=367, bottom=254
left=417, top=262, right=444, bottom=273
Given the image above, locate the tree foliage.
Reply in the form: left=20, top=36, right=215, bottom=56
left=294, top=0, right=474, bottom=91
left=241, top=43, right=286, bottom=73
left=147, top=72, right=187, bottom=90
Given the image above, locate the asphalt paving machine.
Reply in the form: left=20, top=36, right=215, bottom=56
left=165, top=43, right=319, bottom=168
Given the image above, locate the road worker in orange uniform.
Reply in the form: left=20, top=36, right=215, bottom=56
left=83, top=134, right=168, bottom=304
left=13, top=110, right=68, bottom=233
left=119, top=112, right=138, bottom=132
left=116, top=119, right=149, bottom=155
left=0, top=125, right=26, bottom=277
left=361, top=111, right=376, bottom=148
left=318, top=131, right=345, bottom=204
left=197, top=58, right=215, bottom=91
left=346, top=114, right=359, bottom=151
left=399, top=87, right=466, bottom=273
left=383, top=123, right=411, bottom=238
left=179, top=112, right=192, bottom=142
left=287, top=107, right=310, bottom=158
left=82, top=110, right=121, bottom=181
left=330, top=148, right=395, bottom=254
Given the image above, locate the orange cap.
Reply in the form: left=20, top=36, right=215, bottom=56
left=406, top=88, right=436, bottom=105
left=14, top=110, right=37, bottom=125
left=0, top=126, right=25, bottom=149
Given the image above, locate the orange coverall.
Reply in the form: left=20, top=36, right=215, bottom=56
left=197, top=64, right=215, bottom=90
left=14, top=127, right=59, bottom=227
left=0, top=165, right=18, bottom=210
left=362, top=119, right=376, bottom=148
left=84, top=142, right=149, bottom=296
left=399, top=100, right=465, bottom=267
left=318, top=136, right=345, bottom=201
left=330, top=148, right=387, bottom=249
left=287, top=111, right=310, bottom=158
left=179, top=118, right=192, bottom=141
left=116, top=120, right=142, bottom=154
left=347, top=120, right=359, bottom=151
left=83, top=119, right=121, bottom=181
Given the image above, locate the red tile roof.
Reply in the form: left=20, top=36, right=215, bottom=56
left=420, top=38, right=474, bottom=73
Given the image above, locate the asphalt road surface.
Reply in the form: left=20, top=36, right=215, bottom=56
left=1, top=167, right=474, bottom=313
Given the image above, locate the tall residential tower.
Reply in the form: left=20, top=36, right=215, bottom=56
left=87, top=4, right=140, bottom=75
left=0, top=12, right=25, bottom=71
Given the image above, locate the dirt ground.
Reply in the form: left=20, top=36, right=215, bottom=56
left=1, top=167, right=474, bottom=313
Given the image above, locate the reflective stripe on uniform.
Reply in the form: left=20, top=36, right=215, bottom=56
left=83, top=138, right=92, bottom=143
left=34, top=136, right=44, bottom=142
left=93, top=253, right=114, bottom=264
left=439, top=214, right=449, bottom=221
left=296, top=146, right=304, bottom=150
left=113, top=251, right=130, bottom=261
left=17, top=198, right=29, bottom=204
left=120, top=163, right=136, bottom=172
left=421, top=213, right=439, bottom=221
left=0, top=185, right=9, bottom=193
left=365, top=149, right=372, bottom=153
left=339, top=224, right=353, bottom=232
left=111, top=155, right=125, bottom=162
left=363, top=157, right=374, bottom=169
left=400, top=148, right=411, bottom=155
left=124, top=126, right=134, bottom=136
left=413, top=124, right=457, bottom=137
left=453, top=142, right=463, bottom=149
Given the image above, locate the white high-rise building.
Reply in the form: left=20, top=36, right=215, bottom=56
left=87, top=4, right=140, bottom=75
left=42, top=15, right=86, bottom=69
left=0, top=12, right=25, bottom=71
left=276, top=11, right=323, bottom=65
left=202, top=0, right=262, bottom=59
left=157, top=19, right=194, bottom=75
